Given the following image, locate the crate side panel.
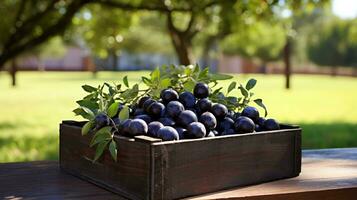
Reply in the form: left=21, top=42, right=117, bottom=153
left=60, top=124, right=150, bottom=200
left=158, top=130, right=299, bottom=199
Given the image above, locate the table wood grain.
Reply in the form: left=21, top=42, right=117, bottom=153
left=1, top=148, right=357, bottom=200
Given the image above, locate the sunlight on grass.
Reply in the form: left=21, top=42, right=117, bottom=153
left=0, top=71, right=356, bottom=162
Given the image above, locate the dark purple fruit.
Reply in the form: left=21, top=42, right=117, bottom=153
left=166, top=101, right=184, bottom=118
left=112, top=118, right=120, bottom=125
left=159, top=117, right=175, bottom=126
left=157, top=126, right=179, bottom=141
left=138, top=96, right=150, bottom=108
left=177, top=110, right=198, bottom=127
left=199, top=112, right=217, bottom=130
left=234, top=116, right=255, bottom=134
left=174, top=127, right=187, bottom=139
left=221, top=129, right=236, bottom=135
left=216, top=117, right=234, bottom=132
left=241, top=106, right=260, bottom=122
left=134, top=114, right=152, bottom=124
left=255, top=124, right=263, bottom=132
left=256, top=117, right=266, bottom=127
left=264, top=119, right=280, bottom=130
left=95, top=113, right=110, bottom=129
left=147, top=102, right=165, bottom=117
left=142, top=99, right=155, bottom=113
left=196, top=98, right=212, bottom=112
left=211, top=104, right=228, bottom=119
left=187, top=122, right=206, bottom=138
left=128, top=119, right=148, bottom=136
left=160, top=88, right=179, bottom=104
left=179, top=91, right=196, bottom=108
left=133, top=108, right=145, bottom=116
left=194, top=82, right=209, bottom=98
left=118, top=119, right=132, bottom=135
left=148, top=121, right=164, bottom=137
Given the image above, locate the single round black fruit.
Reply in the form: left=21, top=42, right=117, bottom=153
left=234, top=116, right=255, bottom=134
left=133, top=108, right=145, bottom=116
left=174, top=127, right=186, bottom=139
left=216, top=117, right=234, bottom=132
left=255, top=124, right=263, bottom=132
left=166, top=101, right=184, bottom=118
left=211, top=104, right=228, bottom=119
left=211, top=129, right=219, bottom=136
left=128, top=119, right=148, bottom=136
left=179, top=91, right=196, bottom=108
left=142, top=99, right=155, bottom=113
left=187, top=122, right=206, bottom=138
left=112, top=118, right=120, bottom=125
left=159, top=117, right=175, bottom=126
left=196, top=98, right=212, bottom=112
left=256, top=117, right=266, bottom=126
left=264, top=119, right=280, bottom=131
left=148, top=121, right=164, bottom=137
left=118, top=119, right=132, bottom=135
left=177, top=110, right=198, bottom=127
left=241, top=106, right=260, bottom=122
left=95, top=113, right=110, bottom=129
left=199, top=112, right=217, bottom=130
left=134, top=114, right=152, bottom=124
left=160, top=88, right=179, bottom=104
left=148, top=102, right=165, bottom=117
left=138, top=96, right=150, bottom=108
left=193, top=82, right=209, bottom=98
left=221, top=128, right=236, bottom=135
left=157, top=126, right=179, bottom=141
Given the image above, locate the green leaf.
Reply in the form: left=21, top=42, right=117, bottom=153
left=73, top=108, right=93, bottom=120
left=142, top=77, right=152, bottom=85
left=109, top=140, right=117, bottom=162
left=76, top=100, right=98, bottom=111
left=82, top=120, right=94, bottom=135
left=118, top=105, right=129, bottom=121
left=183, top=78, right=196, bottom=92
left=198, top=67, right=209, bottom=80
left=238, top=85, right=249, bottom=98
left=123, top=76, right=129, bottom=87
left=82, top=85, right=97, bottom=93
left=254, top=99, right=268, bottom=117
left=227, top=81, right=237, bottom=94
left=93, top=140, right=110, bottom=163
left=210, top=73, right=233, bottom=81
left=80, top=106, right=95, bottom=120
left=107, top=102, right=120, bottom=118
left=160, top=78, right=171, bottom=88
left=90, top=126, right=112, bottom=147
left=246, top=79, right=257, bottom=90
left=151, top=68, right=160, bottom=81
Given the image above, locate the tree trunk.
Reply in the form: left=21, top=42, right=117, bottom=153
left=331, top=66, right=338, bottom=76
left=166, top=12, right=194, bottom=65
left=10, top=59, right=17, bottom=87
left=283, top=38, right=292, bottom=89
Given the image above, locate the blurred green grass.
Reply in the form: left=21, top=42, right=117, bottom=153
left=0, top=71, right=356, bottom=162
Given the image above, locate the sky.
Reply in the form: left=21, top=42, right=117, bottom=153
left=332, top=0, right=357, bottom=19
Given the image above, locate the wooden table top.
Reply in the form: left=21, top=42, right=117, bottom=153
left=1, top=148, right=357, bottom=200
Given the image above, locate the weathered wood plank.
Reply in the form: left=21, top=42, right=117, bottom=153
left=1, top=148, right=357, bottom=200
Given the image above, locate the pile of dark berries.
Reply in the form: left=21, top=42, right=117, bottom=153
left=97, top=82, right=280, bottom=141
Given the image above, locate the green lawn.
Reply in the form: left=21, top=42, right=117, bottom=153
left=0, top=71, right=356, bottom=162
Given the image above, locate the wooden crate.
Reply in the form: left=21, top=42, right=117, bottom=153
left=59, top=120, right=301, bottom=200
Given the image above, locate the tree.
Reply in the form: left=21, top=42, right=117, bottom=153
left=221, top=22, right=285, bottom=72
left=0, top=0, right=93, bottom=68
left=307, top=18, right=357, bottom=75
